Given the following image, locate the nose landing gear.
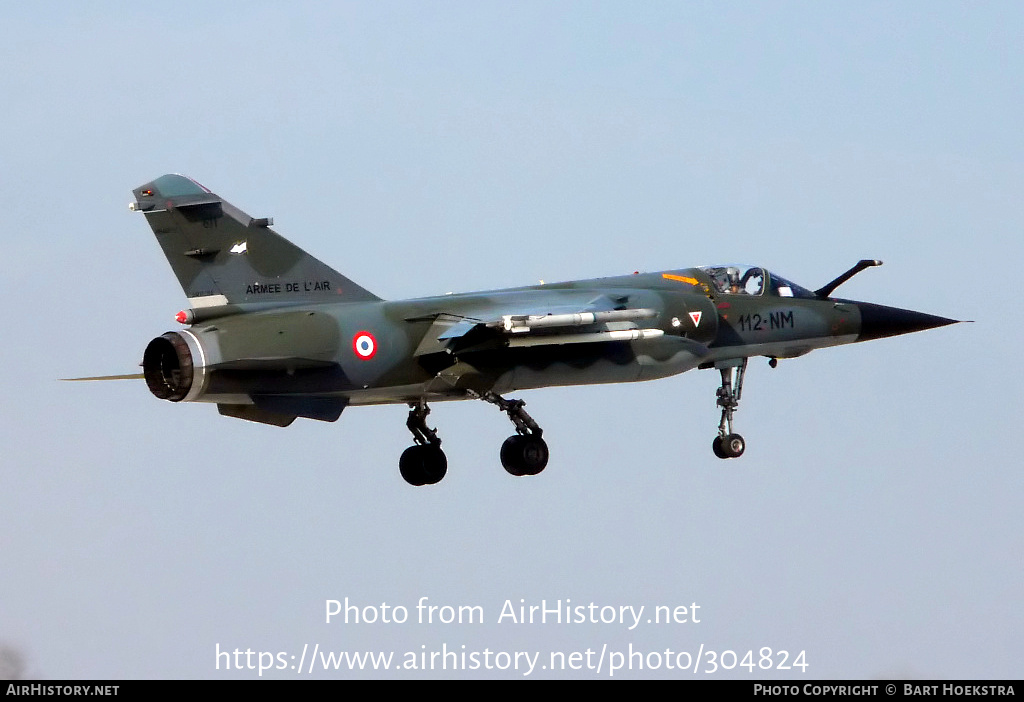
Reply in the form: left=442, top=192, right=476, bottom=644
left=713, top=358, right=747, bottom=459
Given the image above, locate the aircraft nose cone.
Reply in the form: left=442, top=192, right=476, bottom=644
left=856, top=302, right=960, bottom=342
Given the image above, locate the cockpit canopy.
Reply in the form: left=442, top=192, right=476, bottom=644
left=699, top=265, right=817, bottom=299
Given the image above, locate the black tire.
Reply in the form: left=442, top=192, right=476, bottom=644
left=722, top=434, right=745, bottom=458
left=500, top=436, right=527, bottom=476
left=518, top=435, right=549, bottom=475
left=712, top=436, right=728, bottom=459
left=399, top=445, right=448, bottom=486
left=500, top=435, right=549, bottom=476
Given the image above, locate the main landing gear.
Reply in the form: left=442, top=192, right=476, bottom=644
left=398, top=394, right=549, bottom=485
left=399, top=401, right=447, bottom=486
left=483, top=392, right=549, bottom=477
left=712, top=358, right=747, bottom=459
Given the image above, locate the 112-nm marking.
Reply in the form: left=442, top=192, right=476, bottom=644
left=738, top=311, right=794, bottom=332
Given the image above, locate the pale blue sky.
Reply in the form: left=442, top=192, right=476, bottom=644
left=1, top=2, right=1020, bottom=679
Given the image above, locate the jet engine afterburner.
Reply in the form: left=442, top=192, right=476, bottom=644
left=142, top=332, right=201, bottom=401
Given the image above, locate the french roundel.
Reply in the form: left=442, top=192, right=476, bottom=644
left=352, top=331, right=378, bottom=360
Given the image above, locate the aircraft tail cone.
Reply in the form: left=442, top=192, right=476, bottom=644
left=855, top=302, right=961, bottom=342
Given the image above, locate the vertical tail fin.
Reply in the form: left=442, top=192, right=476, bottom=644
left=131, top=174, right=380, bottom=310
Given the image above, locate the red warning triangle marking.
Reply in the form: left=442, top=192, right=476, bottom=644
left=689, top=311, right=702, bottom=327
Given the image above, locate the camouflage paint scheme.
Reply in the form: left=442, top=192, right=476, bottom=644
left=126, top=174, right=960, bottom=481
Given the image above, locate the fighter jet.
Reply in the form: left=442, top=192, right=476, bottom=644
left=81, top=174, right=962, bottom=485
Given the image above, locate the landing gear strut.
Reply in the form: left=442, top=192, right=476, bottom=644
left=713, top=359, right=747, bottom=459
left=399, top=400, right=447, bottom=486
left=483, top=392, right=549, bottom=476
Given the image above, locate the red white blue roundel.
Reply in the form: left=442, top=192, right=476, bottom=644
left=352, top=331, right=377, bottom=360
